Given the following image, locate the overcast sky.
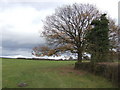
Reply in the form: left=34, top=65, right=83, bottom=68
left=0, top=0, right=119, bottom=57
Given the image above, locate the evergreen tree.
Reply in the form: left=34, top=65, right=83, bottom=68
left=86, top=14, right=110, bottom=62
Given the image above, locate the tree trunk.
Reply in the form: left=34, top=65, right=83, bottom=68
left=77, top=51, right=82, bottom=63
left=118, top=51, right=120, bottom=61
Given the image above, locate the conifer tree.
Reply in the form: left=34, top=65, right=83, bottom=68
left=87, top=14, right=110, bottom=62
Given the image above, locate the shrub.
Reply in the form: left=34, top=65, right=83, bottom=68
left=75, top=62, right=119, bottom=87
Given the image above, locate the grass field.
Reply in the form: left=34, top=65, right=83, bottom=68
left=0, top=58, right=2, bottom=89
left=2, top=58, right=117, bottom=88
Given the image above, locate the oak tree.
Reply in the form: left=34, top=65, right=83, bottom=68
left=34, top=4, right=100, bottom=62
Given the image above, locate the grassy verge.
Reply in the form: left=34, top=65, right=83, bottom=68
left=2, top=58, right=117, bottom=88
left=0, top=58, right=2, bottom=89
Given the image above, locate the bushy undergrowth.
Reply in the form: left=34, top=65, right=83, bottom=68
left=75, top=62, right=119, bottom=87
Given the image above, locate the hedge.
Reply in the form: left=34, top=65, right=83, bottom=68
left=74, top=62, right=120, bottom=87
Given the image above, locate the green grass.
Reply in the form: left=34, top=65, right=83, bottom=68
left=0, top=58, right=2, bottom=89
left=2, top=58, right=117, bottom=88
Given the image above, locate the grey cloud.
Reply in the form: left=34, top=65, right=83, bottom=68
left=1, top=39, right=45, bottom=56
left=1, top=31, right=45, bottom=56
left=2, top=47, right=32, bottom=56
left=2, top=40, right=44, bottom=50
left=1, top=25, right=45, bottom=56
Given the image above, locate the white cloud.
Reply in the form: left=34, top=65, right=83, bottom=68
left=0, top=6, right=42, bottom=32
left=118, top=1, right=120, bottom=24
left=66, top=0, right=118, bottom=21
left=0, top=6, right=54, bottom=45
left=0, top=0, right=118, bottom=20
